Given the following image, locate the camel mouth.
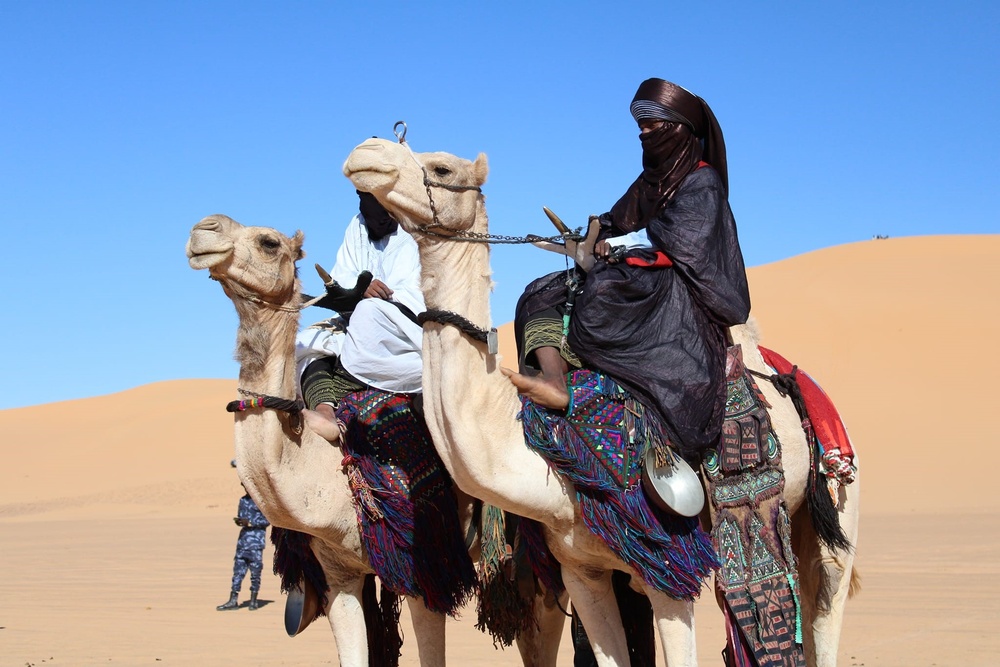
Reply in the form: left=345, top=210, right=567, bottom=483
left=188, top=251, right=232, bottom=271
left=342, top=162, right=395, bottom=181
left=344, top=166, right=402, bottom=211
left=186, top=224, right=235, bottom=271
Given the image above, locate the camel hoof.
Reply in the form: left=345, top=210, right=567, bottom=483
left=302, top=409, right=343, bottom=443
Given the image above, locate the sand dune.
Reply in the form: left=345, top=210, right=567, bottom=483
left=2, top=234, right=997, bottom=665
left=745, top=235, right=999, bottom=515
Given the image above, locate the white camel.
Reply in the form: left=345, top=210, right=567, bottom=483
left=342, top=136, right=861, bottom=667
left=186, top=216, right=563, bottom=667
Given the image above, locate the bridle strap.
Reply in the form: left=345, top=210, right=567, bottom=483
left=211, top=275, right=306, bottom=313
left=226, top=388, right=304, bottom=435
left=422, top=174, right=482, bottom=193
left=417, top=309, right=498, bottom=354
left=226, top=392, right=304, bottom=415
left=417, top=309, right=491, bottom=343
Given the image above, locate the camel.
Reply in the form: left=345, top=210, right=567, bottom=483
left=342, top=136, right=861, bottom=667
left=185, top=216, right=564, bottom=667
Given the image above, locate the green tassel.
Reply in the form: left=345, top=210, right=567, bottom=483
left=787, top=573, right=803, bottom=645
left=475, top=505, right=532, bottom=647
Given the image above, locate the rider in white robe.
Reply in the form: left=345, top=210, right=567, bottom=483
left=296, top=195, right=425, bottom=396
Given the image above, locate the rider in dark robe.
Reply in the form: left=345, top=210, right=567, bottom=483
left=511, top=77, right=751, bottom=460
left=510, top=76, right=751, bottom=667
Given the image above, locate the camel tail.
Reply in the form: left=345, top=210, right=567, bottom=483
left=848, top=566, right=862, bottom=598
left=807, top=483, right=853, bottom=552
left=806, top=436, right=853, bottom=553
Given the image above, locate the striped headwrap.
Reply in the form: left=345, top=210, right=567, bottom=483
left=629, top=78, right=728, bottom=194
left=607, top=79, right=729, bottom=233
left=630, top=99, right=696, bottom=130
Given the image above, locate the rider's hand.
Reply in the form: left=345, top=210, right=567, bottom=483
left=364, top=279, right=393, bottom=300
left=594, top=240, right=626, bottom=264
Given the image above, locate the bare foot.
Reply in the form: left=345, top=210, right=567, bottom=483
left=501, top=367, right=569, bottom=410
left=302, top=403, right=344, bottom=443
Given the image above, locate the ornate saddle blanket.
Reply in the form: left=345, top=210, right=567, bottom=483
left=519, top=369, right=717, bottom=600
left=336, top=389, right=477, bottom=616
left=705, top=345, right=805, bottom=667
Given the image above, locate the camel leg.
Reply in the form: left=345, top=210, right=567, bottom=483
left=562, top=567, right=629, bottom=667
left=405, top=597, right=447, bottom=667
left=516, top=586, right=568, bottom=667
left=810, top=549, right=857, bottom=667
left=644, top=584, right=698, bottom=667
left=799, top=474, right=860, bottom=667
left=324, top=577, right=368, bottom=667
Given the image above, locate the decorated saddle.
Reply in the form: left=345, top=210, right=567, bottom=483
left=515, top=343, right=852, bottom=667
left=337, top=390, right=533, bottom=648
left=706, top=345, right=805, bottom=667
left=518, top=369, right=718, bottom=600
left=336, top=389, right=477, bottom=615
left=272, top=387, right=531, bottom=662
left=271, top=388, right=477, bottom=623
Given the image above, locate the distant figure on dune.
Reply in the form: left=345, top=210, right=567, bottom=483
left=217, top=461, right=269, bottom=612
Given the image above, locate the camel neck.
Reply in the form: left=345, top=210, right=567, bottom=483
left=417, top=230, right=492, bottom=327
left=229, top=295, right=302, bottom=478
left=234, top=302, right=300, bottom=397
left=414, top=207, right=572, bottom=521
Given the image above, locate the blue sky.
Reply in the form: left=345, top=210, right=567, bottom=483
left=1, top=1, right=997, bottom=409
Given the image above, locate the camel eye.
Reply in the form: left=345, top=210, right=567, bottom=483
left=259, top=236, right=281, bottom=251
left=433, top=165, right=452, bottom=177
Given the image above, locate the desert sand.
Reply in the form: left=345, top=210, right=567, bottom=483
left=2, top=234, right=998, bottom=666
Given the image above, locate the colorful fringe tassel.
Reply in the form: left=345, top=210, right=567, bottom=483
left=338, top=389, right=477, bottom=616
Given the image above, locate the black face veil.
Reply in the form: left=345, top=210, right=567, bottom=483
left=357, top=191, right=399, bottom=241
left=609, top=78, right=729, bottom=234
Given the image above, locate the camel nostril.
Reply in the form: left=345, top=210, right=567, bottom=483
left=195, top=215, right=226, bottom=232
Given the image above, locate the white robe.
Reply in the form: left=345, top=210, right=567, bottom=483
left=295, top=214, right=425, bottom=394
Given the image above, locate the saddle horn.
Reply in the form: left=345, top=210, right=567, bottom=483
left=542, top=206, right=571, bottom=235
left=532, top=208, right=601, bottom=272
left=315, top=264, right=333, bottom=285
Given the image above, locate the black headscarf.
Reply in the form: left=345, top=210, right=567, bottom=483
left=608, top=78, right=728, bottom=234
left=357, top=190, right=399, bottom=241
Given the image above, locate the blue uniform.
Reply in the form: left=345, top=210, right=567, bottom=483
left=229, top=494, right=269, bottom=594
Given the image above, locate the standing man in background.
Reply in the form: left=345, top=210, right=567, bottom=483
left=217, top=461, right=270, bottom=611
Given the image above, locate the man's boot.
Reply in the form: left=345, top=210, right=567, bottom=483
left=216, top=590, right=239, bottom=611
left=248, top=591, right=261, bottom=611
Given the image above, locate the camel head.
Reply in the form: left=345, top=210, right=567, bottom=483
left=342, top=138, right=488, bottom=236
left=186, top=214, right=304, bottom=306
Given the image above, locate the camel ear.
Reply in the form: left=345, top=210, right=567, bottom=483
left=472, top=153, right=489, bottom=186
left=292, top=230, right=305, bottom=260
